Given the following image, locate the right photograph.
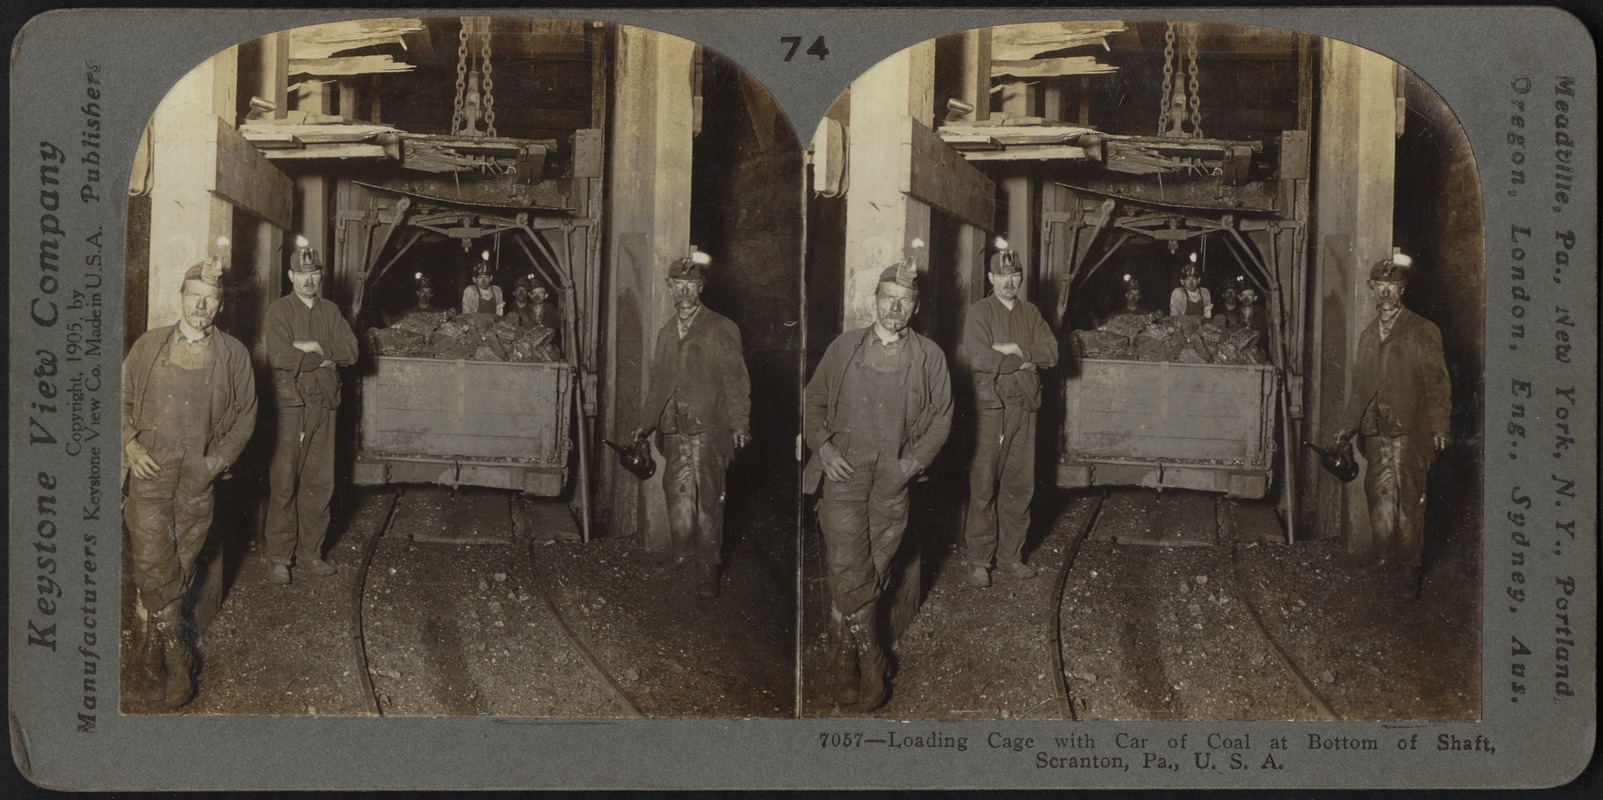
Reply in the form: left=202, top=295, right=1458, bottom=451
left=801, top=21, right=1483, bottom=721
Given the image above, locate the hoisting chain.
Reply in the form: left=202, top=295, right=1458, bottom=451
left=451, top=19, right=469, bottom=135
left=1157, top=22, right=1177, bottom=135
left=1185, top=23, right=1205, bottom=138
left=480, top=20, right=496, bottom=137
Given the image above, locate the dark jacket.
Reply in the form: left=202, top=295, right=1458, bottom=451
left=641, top=307, right=751, bottom=460
left=265, top=293, right=359, bottom=409
left=803, top=327, right=953, bottom=492
left=121, top=325, right=258, bottom=483
left=1342, top=307, right=1452, bottom=440
left=963, top=295, right=1058, bottom=411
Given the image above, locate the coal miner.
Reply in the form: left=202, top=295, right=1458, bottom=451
left=1232, top=286, right=1270, bottom=344
left=460, top=253, right=504, bottom=316
left=960, top=239, right=1058, bottom=587
left=1168, top=255, right=1212, bottom=319
left=1334, top=252, right=1451, bottom=598
left=1108, top=275, right=1149, bottom=319
left=265, top=237, right=359, bottom=585
left=803, top=245, right=953, bottom=710
left=121, top=252, right=257, bottom=708
left=633, top=250, right=751, bottom=599
left=387, top=272, right=439, bottom=324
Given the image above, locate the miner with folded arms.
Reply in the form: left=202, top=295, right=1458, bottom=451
left=122, top=248, right=257, bottom=709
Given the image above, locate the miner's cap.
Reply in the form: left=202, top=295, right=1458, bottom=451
left=1369, top=252, right=1413, bottom=281
left=671, top=249, right=712, bottom=281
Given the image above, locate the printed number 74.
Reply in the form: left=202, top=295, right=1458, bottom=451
left=782, top=36, right=829, bottom=62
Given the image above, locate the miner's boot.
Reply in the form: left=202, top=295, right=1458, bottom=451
left=849, top=608, right=888, bottom=712
left=132, top=613, right=169, bottom=705
left=154, top=607, right=196, bottom=711
left=831, top=609, right=860, bottom=708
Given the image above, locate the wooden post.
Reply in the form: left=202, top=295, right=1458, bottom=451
left=1309, top=41, right=1397, bottom=550
left=999, top=80, right=1037, bottom=300
left=601, top=26, right=696, bottom=547
left=843, top=41, right=935, bottom=330
left=146, top=48, right=238, bottom=329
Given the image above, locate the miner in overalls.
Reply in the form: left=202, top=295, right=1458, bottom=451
left=122, top=253, right=257, bottom=708
left=803, top=247, right=953, bottom=710
left=460, top=254, right=504, bottom=316
left=634, top=251, right=752, bottom=598
left=1168, top=255, right=1213, bottom=319
left=960, top=239, right=1058, bottom=587
left=1335, top=252, right=1451, bottom=599
left=264, top=237, right=359, bottom=585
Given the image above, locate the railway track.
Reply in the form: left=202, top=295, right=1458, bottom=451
left=348, top=487, right=643, bottom=718
left=1054, top=491, right=1340, bottom=721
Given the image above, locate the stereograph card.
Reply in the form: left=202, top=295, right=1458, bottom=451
left=5, top=2, right=1597, bottom=792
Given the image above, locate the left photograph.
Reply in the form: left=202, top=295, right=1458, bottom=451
left=118, top=16, right=802, bottom=717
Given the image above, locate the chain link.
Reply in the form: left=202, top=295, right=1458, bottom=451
left=452, top=19, right=469, bottom=135
left=1157, top=22, right=1176, bottom=135
left=480, top=21, right=496, bottom=137
left=1185, top=24, right=1204, bottom=138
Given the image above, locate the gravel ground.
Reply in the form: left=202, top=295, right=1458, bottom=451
left=803, top=485, right=1480, bottom=723
left=134, top=478, right=795, bottom=719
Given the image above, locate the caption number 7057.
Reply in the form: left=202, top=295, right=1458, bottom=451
left=781, top=36, right=829, bottom=61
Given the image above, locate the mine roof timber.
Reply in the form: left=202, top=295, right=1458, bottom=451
left=938, top=124, right=1262, bottom=165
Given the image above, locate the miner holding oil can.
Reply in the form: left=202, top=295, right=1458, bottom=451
left=634, top=250, right=752, bottom=599
left=1334, top=252, right=1451, bottom=599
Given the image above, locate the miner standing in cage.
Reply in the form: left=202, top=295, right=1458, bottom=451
left=264, top=236, right=360, bottom=585
left=1334, top=251, right=1451, bottom=599
left=633, top=250, right=752, bottom=599
left=960, top=239, right=1059, bottom=587
left=122, top=250, right=257, bottom=709
left=803, top=242, right=953, bottom=711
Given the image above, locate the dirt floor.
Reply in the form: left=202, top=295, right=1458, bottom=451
left=125, top=477, right=794, bottom=719
left=803, top=485, right=1481, bottom=722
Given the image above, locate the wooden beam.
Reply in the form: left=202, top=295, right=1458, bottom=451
left=907, top=117, right=995, bottom=230
left=963, top=145, right=1088, bottom=162
left=989, top=21, right=1126, bottom=62
left=290, top=55, right=416, bottom=76
left=211, top=117, right=293, bottom=229
left=261, top=143, right=389, bottom=161
left=992, top=57, right=1116, bottom=79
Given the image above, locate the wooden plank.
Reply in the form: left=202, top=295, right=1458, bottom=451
left=287, top=18, right=425, bottom=60
left=241, top=121, right=396, bottom=143
left=964, top=145, right=1088, bottom=162
left=990, top=21, right=1126, bottom=62
left=906, top=117, right=996, bottom=231
left=211, top=117, right=293, bottom=229
left=992, top=57, right=1116, bottom=79
left=262, top=143, right=388, bottom=161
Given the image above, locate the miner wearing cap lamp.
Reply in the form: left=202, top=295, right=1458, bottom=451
left=264, top=237, right=360, bottom=585
left=1232, top=286, right=1269, bottom=343
left=960, top=239, right=1058, bottom=588
left=1334, top=252, right=1451, bottom=599
left=388, top=273, right=439, bottom=323
left=461, top=253, right=504, bottom=316
left=632, top=250, right=751, bottom=599
left=1107, top=275, right=1149, bottom=320
left=510, top=276, right=538, bottom=327
left=803, top=244, right=953, bottom=711
left=121, top=252, right=257, bottom=708
left=1169, top=256, right=1212, bottom=318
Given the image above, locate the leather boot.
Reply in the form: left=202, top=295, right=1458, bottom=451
left=849, top=608, right=888, bottom=712
left=132, top=611, right=168, bottom=705
left=154, top=607, right=196, bottom=711
left=831, top=609, right=859, bottom=707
